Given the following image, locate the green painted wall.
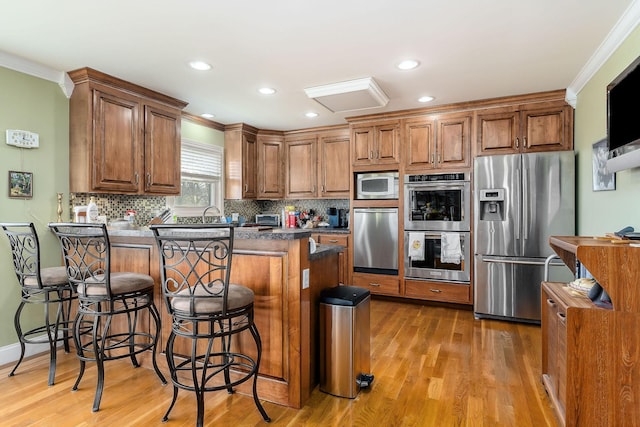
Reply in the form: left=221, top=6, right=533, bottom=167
left=182, top=119, right=224, bottom=146
left=575, top=25, right=640, bottom=235
left=0, top=67, right=69, bottom=347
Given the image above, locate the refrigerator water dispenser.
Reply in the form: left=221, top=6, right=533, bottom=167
left=479, top=188, right=505, bottom=221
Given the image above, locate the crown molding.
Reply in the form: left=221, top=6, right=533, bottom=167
left=566, top=0, right=640, bottom=107
left=0, top=50, right=73, bottom=98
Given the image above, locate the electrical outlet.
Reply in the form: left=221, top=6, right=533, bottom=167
left=302, top=268, right=309, bottom=289
left=6, top=129, right=39, bottom=148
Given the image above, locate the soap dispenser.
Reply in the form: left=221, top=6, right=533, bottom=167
left=87, top=196, right=99, bottom=223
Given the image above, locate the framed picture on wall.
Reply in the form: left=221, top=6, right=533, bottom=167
left=592, top=139, right=615, bottom=191
left=8, top=170, right=33, bottom=199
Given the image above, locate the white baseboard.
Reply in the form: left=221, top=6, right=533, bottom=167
left=0, top=335, right=64, bottom=368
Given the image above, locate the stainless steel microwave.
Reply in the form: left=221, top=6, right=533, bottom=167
left=356, top=172, right=399, bottom=199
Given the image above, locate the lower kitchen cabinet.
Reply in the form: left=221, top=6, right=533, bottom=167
left=404, top=279, right=470, bottom=304
left=311, top=233, right=350, bottom=285
left=352, top=272, right=400, bottom=296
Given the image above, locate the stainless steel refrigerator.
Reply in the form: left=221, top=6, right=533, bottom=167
left=473, top=151, right=575, bottom=323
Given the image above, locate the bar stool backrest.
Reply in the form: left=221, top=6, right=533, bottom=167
left=49, top=223, right=111, bottom=299
left=151, top=224, right=234, bottom=317
left=1, top=222, right=45, bottom=289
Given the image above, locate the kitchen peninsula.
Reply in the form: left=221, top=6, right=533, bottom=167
left=106, top=226, right=343, bottom=409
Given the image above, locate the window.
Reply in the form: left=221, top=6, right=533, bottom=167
left=168, top=139, right=224, bottom=217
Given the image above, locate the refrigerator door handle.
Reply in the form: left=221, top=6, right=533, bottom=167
left=523, top=163, right=529, bottom=240
left=481, top=255, right=565, bottom=267
left=515, top=167, right=521, bottom=240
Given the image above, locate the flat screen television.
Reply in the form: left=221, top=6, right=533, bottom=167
left=606, top=55, right=640, bottom=172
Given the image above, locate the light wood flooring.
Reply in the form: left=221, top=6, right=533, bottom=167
left=0, top=298, right=558, bottom=426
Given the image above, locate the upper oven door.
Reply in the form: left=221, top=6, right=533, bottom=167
left=404, top=181, right=470, bottom=231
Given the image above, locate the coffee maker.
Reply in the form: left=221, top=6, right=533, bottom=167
left=327, top=208, right=339, bottom=228
left=327, top=208, right=348, bottom=228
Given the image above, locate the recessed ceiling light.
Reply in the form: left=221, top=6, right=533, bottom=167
left=418, top=96, right=435, bottom=103
left=397, top=59, right=420, bottom=70
left=258, top=87, right=276, bottom=95
left=305, top=112, right=319, bottom=118
left=189, top=61, right=212, bottom=71
left=201, top=113, right=215, bottom=119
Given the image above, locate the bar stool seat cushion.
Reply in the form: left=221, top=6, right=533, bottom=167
left=79, top=272, right=154, bottom=296
left=172, top=283, right=254, bottom=314
left=23, top=266, right=69, bottom=288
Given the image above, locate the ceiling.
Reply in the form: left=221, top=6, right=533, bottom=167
left=0, top=0, right=636, bottom=131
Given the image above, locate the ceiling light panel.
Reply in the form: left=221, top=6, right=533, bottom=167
left=304, top=77, right=389, bottom=113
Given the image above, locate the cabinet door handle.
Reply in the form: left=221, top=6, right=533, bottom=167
left=146, top=173, right=151, bottom=186
left=437, top=153, right=441, bottom=164
left=515, top=137, right=520, bottom=148
left=556, top=311, right=566, bottom=324
left=369, top=283, right=381, bottom=287
left=430, top=288, right=442, bottom=293
left=523, top=136, right=528, bottom=148
left=244, top=184, right=248, bottom=192
left=370, top=150, right=374, bottom=160
left=135, top=173, right=139, bottom=185
left=546, top=298, right=556, bottom=307
left=328, top=239, right=339, bottom=243
left=431, top=153, right=435, bottom=165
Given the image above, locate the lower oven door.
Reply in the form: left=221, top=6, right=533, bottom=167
left=404, top=231, right=470, bottom=282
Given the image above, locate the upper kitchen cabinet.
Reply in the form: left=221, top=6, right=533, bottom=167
left=351, top=120, right=400, bottom=169
left=476, top=100, right=573, bottom=156
left=285, top=134, right=317, bottom=199
left=68, top=67, right=187, bottom=195
left=318, top=129, right=350, bottom=198
left=225, top=124, right=258, bottom=199
left=257, top=131, right=285, bottom=199
left=403, top=112, right=471, bottom=171
left=285, top=127, right=350, bottom=199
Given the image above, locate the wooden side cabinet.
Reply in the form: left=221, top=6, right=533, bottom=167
left=542, top=237, right=640, bottom=427
left=68, top=67, right=186, bottom=195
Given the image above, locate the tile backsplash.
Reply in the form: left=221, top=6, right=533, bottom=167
left=70, top=193, right=349, bottom=226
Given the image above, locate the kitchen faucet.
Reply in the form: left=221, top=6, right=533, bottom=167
left=202, top=205, right=221, bottom=223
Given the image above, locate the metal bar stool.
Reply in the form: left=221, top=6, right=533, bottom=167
left=49, top=223, right=166, bottom=412
left=151, top=224, right=270, bottom=426
left=1, top=222, right=76, bottom=386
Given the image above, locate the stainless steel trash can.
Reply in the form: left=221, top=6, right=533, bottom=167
left=319, top=285, right=374, bottom=398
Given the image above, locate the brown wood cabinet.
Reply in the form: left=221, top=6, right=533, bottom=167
left=311, top=233, right=350, bottom=285
left=285, top=128, right=350, bottom=199
left=285, top=135, right=317, bottom=199
left=476, top=102, right=573, bottom=156
left=403, top=112, right=471, bottom=171
left=317, top=130, right=350, bottom=198
left=225, top=124, right=258, bottom=199
left=351, top=120, right=400, bottom=168
left=352, top=272, right=400, bottom=296
left=257, top=132, right=285, bottom=199
left=68, top=68, right=186, bottom=195
left=404, top=279, right=470, bottom=304
left=542, top=236, right=640, bottom=427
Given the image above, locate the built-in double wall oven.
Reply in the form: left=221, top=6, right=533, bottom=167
left=403, top=172, right=471, bottom=283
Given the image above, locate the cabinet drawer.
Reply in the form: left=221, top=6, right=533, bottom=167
left=316, top=234, right=348, bottom=246
left=352, top=272, right=400, bottom=296
left=405, top=279, right=470, bottom=304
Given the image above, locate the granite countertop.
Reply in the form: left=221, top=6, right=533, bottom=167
left=106, top=226, right=347, bottom=241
